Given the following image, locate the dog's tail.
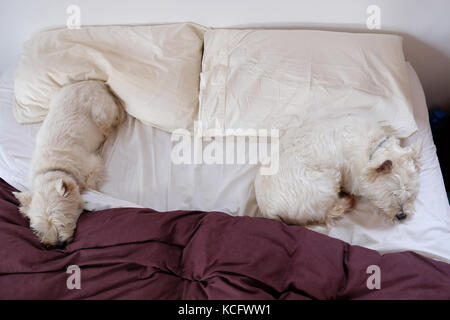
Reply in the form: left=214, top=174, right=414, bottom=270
left=104, top=84, right=127, bottom=125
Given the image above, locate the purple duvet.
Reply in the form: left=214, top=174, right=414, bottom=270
left=0, top=178, right=449, bottom=299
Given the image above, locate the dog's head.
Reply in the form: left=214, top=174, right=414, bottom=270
left=360, top=138, right=422, bottom=222
left=13, top=176, right=83, bottom=248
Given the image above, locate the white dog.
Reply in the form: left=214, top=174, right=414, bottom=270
left=254, top=115, right=422, bottom=226
left=14, top=80, right=123, bottom=247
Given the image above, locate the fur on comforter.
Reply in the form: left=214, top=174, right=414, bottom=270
left=0, top=178, right=449, bottom=299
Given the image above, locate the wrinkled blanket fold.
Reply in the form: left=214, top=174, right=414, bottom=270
left=0, top=178, right=449, bottom=299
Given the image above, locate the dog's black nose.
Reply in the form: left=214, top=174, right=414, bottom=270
left=55, top=240, right=67, bottom=249
left=395, top=213, right=407, bottom=220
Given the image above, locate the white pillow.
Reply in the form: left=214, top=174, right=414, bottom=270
left=199, top=29, right=417, bottom=137
left=14, top=23, right=206, bottom=132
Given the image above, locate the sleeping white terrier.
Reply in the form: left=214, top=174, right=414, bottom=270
left=14, top=81, right=123, bottom=248
left=255, top=115, right=422, bottom=226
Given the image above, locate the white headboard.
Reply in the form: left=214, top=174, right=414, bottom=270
left=1, top=0, right=449, bottom=109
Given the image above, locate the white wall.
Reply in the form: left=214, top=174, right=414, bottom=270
left=1, top=0, right=449, bottom=108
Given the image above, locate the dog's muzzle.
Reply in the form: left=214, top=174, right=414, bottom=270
left=55, top=240, right=67, bottom=249
left=395, top=204, right=407, bottom=221
left=395, top=212, right=407, bottom=220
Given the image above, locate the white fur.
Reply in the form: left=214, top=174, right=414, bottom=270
left=254, top=115, right=422, bottom=226
left=14, top=80, right=124, bottom=247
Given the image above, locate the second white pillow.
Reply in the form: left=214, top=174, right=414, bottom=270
left=199, top=29, right=417, bottom=138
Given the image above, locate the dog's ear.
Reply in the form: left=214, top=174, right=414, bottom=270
left=56, top=179, right=76, bottom=198
left=13, top=191, right=33, bottom=217
left=375, top=160, right=393, bottom=173
left=367, top=160, right=394, bottom=181
left=366, top=159, right=393, bottom=181
left=367, top=160, right=393, bottom=180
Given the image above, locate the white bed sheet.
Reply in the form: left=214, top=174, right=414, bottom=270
left=1, top=61, right=449, bottom=262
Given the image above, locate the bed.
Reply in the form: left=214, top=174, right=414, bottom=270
left=0, top=27, right=449, bottom=299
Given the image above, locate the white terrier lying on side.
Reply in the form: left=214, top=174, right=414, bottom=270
left=14, top=81, right=123, bottom=248
left=255, top=115, right=422, bottom=226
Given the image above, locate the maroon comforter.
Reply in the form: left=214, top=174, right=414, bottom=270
left=0, top=178, right=449, bottom=299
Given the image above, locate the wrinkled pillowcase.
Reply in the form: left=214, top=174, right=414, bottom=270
left=199, top=29, right=417, bottom=137
left=14, top=23, right=206, bottom=132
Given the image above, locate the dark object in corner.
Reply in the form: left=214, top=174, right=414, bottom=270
left=429, top=108, right=449, bottom=202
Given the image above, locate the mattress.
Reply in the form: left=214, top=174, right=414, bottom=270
left=1, top=61, right=449, bottom=262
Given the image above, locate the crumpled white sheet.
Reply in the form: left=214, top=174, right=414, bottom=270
left=1, top=62, right=449, bottom=262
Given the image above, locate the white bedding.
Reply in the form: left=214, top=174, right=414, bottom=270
left=13, top=23, right=205, bottom=132
left=1, top=61, right=449, bottom=262
left=199, top=29, right=417, bottom=138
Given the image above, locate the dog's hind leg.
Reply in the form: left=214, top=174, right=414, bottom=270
left=84, top=154, right=105, bottom=190
left=326, top=191, right=355, bottom=224
left=91, top=101, right=120, bottom=137
left=278, top=167, right=345, bottom=226
left=299, top=168, right=352, bottom=225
